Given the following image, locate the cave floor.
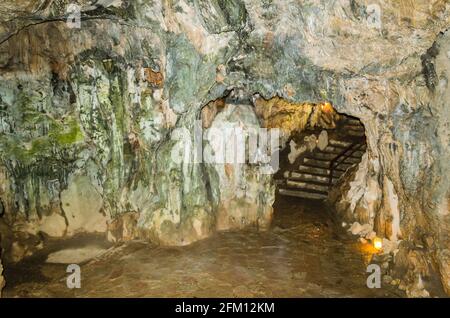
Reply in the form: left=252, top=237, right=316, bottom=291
left=4, top=196, right=404, bottom=298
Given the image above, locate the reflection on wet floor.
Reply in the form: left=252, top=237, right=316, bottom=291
left=3, top=196, right=404, bottom=297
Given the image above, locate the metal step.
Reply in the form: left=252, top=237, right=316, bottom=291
left=308, top=152, right=336, bottom=160
left=328, top=139, right=352, bottom=148
left=310, top=150, right=365, bottom=163
left=323, top=146, right=345, bottom=154
left=304, top=156, right=332, bottom=163
left=278, top=188, right=327, bottom=200
left=334, top=162, right=354, bottom=170
left=323, top=145, right=366, bottom=155
left=302, top=158, right=361, bottom=169
left=334, top=164, right=355, bottom=173
left=286, top=180, right=330, bottom=193
left=286, top=175, right=332, bottom=186
left=285, top=172, right=330, bottom=184
left=342, top=157, right=362, bottom=164
left=298, top=165, right=329, bottom=175
left=285, top=174, right=340, bottom=186
left=303, top=158, right=331, bottom=169
left=348, top=130, right=365, bottom=137
left=298, top=165, right=344, bottom=178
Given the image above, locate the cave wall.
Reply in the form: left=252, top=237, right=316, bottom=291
left=203, top=101, right=275, bottom=232
left=328, top=27, right=450, bottom=296
left=429, top=30, right=450, bottom=295
left=0, top=257, right=4, bottom=296
left=0, top=0, right=266, bottom=253
left=0, top=0, right=449, bottom=295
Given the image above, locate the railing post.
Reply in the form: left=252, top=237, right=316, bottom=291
left=328, top=140, right=362, bottom=189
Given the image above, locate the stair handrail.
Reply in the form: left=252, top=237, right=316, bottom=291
left=328, top=138, right=365, bottom=187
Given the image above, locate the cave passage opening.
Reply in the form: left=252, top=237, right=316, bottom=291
left=252, top=95, right=368, bottom=204
left=254, top=95, right=372, bottom=250
left=274, top=105, right=367, bottom=202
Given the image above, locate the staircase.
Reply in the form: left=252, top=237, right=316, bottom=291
left=277, top=119, right=366, bottom=200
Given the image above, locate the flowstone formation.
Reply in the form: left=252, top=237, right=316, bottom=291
left=203, top=100, right=275, bottom=232
left=0, top=0, right=449, bottom=296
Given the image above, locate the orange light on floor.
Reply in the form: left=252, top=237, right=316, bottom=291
left=373, top=237, right=383, bottom=251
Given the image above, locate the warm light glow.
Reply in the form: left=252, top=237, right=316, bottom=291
left=321, top=102, right=334, bottom=113
left=373, top=237, right=383, bottom=250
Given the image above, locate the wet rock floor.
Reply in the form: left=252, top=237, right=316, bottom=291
left=3, top=196, right=404, bottom=297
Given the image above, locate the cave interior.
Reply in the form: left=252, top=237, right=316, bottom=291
left=0, top=0, right=449, bottom=299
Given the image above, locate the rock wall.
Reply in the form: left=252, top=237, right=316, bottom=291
left=428, top=30, right=450, bottom=295
left=0, top=260, right=4, bottom=297
left=0, top=0, right=266, bottom=252
left=203, top=101, right=275, bottom=231
left=0, top=0, right=449, bottom=295
left=329, top=25, right=450, bottom=295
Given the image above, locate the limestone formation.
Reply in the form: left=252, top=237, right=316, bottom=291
left=0, top=0, right=448, bottom=296
left=203, top=102, right=275, bottom=231
left=61, top=174, right=109, bottom=235
left=288, top=140, right=306, bottom=164
left=0, top=258, right=4, bottom=297
left=317, top=130, right=328, bottom=151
